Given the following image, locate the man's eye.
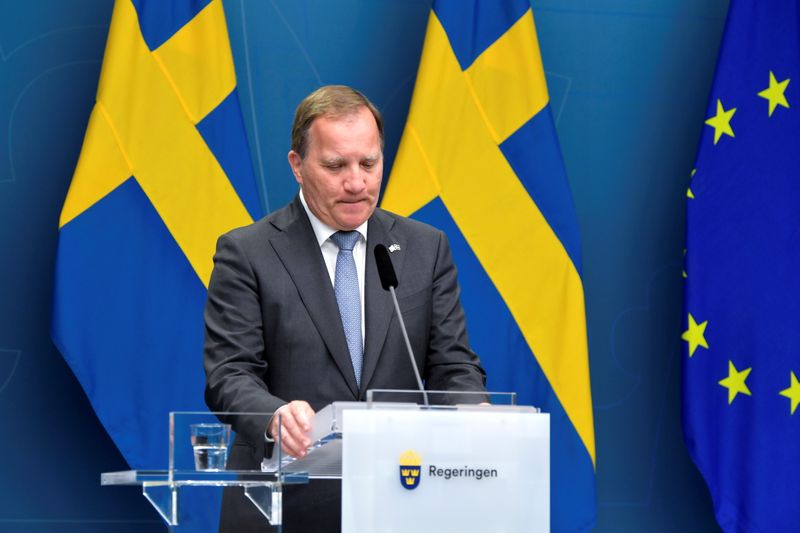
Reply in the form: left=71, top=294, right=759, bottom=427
left=361, top=162, right=375, bottom=169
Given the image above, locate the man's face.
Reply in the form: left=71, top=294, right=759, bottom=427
left=288, top=106, right=383, bottom=231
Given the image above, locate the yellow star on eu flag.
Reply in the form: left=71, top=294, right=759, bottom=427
left=682, top=313, right=708, bottom=356
left=705, top=99, right=736, bottom=144
left=758, top=71, right=790, bottom=117
left=682, top=248, right=687, bottom=279
left=687, top=169, right=695, bottom=200
left=779, top=371, right=800, bottom=415
left=719, top=360, right=752, bottom=404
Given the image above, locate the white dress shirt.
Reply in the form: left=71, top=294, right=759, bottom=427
left=299, top=190, right=367, bottom=342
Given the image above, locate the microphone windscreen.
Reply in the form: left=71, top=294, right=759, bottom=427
left=374, top=244, right=399, bottom=290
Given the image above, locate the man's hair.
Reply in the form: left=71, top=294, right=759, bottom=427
left=291, top=85, right=384, bottom=159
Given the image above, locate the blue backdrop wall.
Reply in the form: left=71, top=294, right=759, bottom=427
left=0, top=0, right=727, bottom=530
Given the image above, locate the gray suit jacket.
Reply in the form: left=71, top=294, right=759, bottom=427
left=203, top=196, right=485, bottom=531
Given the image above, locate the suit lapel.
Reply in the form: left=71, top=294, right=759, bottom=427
left=361, top=209, right=407, bottom=393
left=269, top=197, right=359, bottom=397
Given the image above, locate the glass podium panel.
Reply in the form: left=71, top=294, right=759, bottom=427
left=101, top=411, right=306, bottom=529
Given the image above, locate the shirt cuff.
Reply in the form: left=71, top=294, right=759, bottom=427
left=264, top=407, right=286, bottom=443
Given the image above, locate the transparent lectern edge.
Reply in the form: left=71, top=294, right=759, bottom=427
left=364, top=389, right=518, bottom=405
left=101, top=470, right=140, bottom=485
left=169, top=411, right=279, bottom=416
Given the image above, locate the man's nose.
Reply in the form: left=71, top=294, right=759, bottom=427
left=343, top=167, right=367, bottom=193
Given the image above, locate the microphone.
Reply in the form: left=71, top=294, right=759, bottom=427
left=374, top=244, right=428, bottom=406
left=373, top=244, right=398, bottom=290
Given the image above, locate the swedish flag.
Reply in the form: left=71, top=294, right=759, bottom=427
left=52, top=0, right=259, bottom=488
left=383, top=1, right=596, bottom=530
left=683, top=0, right=800, bottom=531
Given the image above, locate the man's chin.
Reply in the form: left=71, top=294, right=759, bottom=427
left=333, top=207, right=373, bottom=231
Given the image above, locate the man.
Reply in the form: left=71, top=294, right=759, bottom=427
left=204, top=85, right=486, bottom=532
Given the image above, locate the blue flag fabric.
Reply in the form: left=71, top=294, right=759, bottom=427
left=683, top=1, right=800, bottom=531
left=52, top=0, right=260, bottom=528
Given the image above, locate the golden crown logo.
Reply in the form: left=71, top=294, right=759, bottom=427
left=399, top=450, right=422, bottom=490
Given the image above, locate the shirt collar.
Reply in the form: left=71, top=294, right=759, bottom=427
left=299, top=189, right=368, bottom=247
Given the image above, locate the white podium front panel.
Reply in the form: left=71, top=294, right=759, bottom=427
left=341, top=408, right=549, bottom=533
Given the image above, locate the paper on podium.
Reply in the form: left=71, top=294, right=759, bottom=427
left=260, top=401, right=366, bottom=478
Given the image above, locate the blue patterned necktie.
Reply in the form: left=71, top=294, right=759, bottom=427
left=330, top=230, right=363, bottom=387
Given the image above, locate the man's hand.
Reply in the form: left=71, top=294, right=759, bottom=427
left=269, top=400, right=315, bottom=458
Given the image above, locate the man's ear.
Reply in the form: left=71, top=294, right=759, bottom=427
left=287, top=150, right=303, bottom=185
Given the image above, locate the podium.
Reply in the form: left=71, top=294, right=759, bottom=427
left=102, top=390, right=550, bottom=531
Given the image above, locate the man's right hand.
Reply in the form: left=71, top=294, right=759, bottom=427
left=269, top=400, right=315, bottom=458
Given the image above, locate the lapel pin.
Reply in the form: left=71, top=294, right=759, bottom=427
left=388, top=243, right=401, bottom=253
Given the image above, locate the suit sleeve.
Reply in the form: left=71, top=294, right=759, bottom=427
left=203, top=232, right=286, bottom=451
left=423, top=230, right=487, bottom=395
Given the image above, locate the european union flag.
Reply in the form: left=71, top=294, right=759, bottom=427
left=52, top=0, right=260, bottom=528
left=383, top=1, right=595, bottom=530
left=683, top=1, right=800, bottom=531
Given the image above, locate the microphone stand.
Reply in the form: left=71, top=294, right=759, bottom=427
left=387, top=285, right=429, bottom=407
